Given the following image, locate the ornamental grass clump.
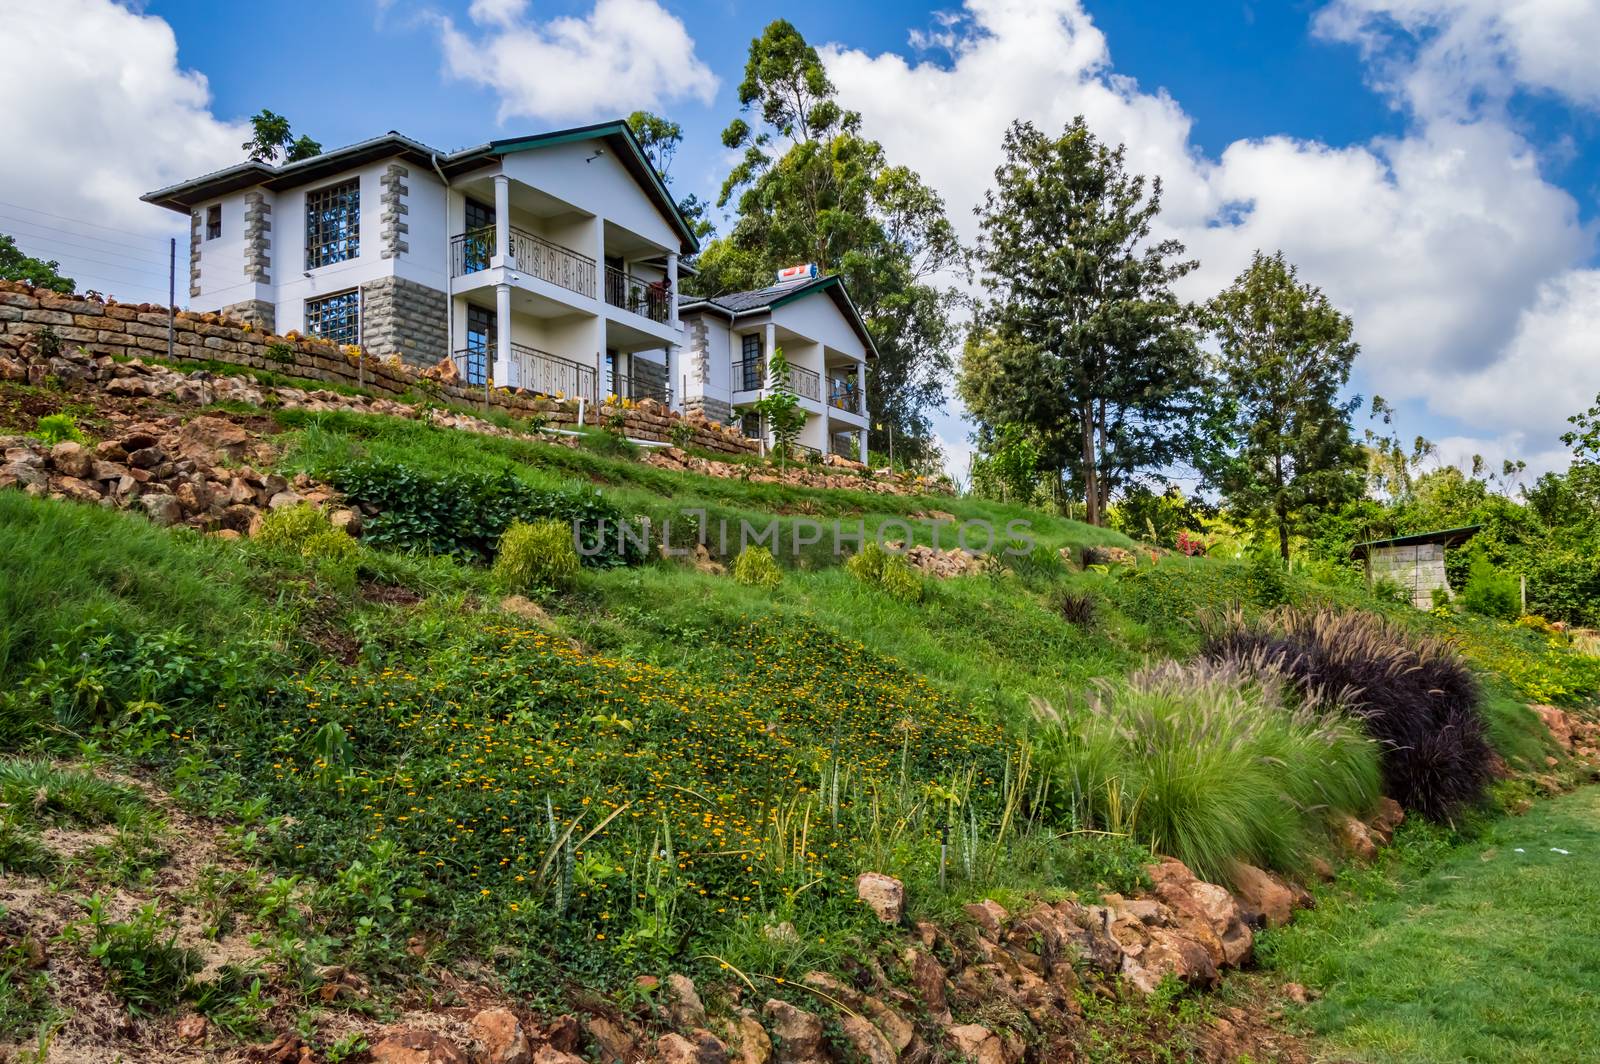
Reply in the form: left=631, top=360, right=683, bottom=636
left=253, top=503, right=331, bottom=551
left=493, top=519, right=580, bottom=593
left=732, top=545, right=782, bottom=588
left=1205, top=608, right=1495, bottom=821
left=1033, top=659, right=1380, bottom=882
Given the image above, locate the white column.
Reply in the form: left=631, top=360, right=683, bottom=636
left=856, top=361, right=867, bottom=417
left=492, top=175, right=510, bottom=268
left=666, top=253, right=680, bottom=326
left=822, top=412, right=831, bottom=457
left=592, top=215, right=606, bottom=305
left=666, top=343, right=680, bottom=412
left=494, top=282, right=512, bottom=387
left=859, top=428, right=869, bottom=463
left=763, top=322, right=777, bottom=382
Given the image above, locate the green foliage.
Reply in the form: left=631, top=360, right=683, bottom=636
left=1034, top=660, right=1380, bottom=882
left=253, top=503, right=332, bottom=552
left=0, top=232, right=74, bottom=293
left=242, top=109, right=320, bottom=163
left=845, top=542, right=923, bottom=602
left=0, top=759, right=146, bottom=826
left=753, top=347, right=805, bottom=467
left=332, top=459, right=641, bottom=567
left=968, top=423, right=1041, bottom=504
left=0, top=914, right=56, bottom=1041
left=963, top=117, right=1203, bottom=527
left=264, top=341, right=296, bottom=365
left=732, top=544, right=782, bottom=588
left=1207, top=250, right=1364, bottom=560
left=0, top=812, right=56, bottom=876
left=1431, top=585, right=1453, bottom=610
left=65, top=897, right=201, bottom=1015
left=493, top=519, right=581, bottom=593
left=32, top=412, right=85, bottom=445
left=1461, top=555, right=1520, bottom=620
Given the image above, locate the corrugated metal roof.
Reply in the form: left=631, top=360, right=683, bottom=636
left=1351, top=524, right=1482, bottom=557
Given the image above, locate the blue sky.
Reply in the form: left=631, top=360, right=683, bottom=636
left=4, top=0, right=1599, bottom=482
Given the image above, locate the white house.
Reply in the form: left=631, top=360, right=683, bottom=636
left=678, top=269, right=873, bottom=461
left=142, top=121, right=696, bottom=408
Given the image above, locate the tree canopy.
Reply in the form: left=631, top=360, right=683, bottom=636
left=961, top=117, right=1203, bottom=526
left=694, top=20, right=965, bottom=462
left=243, top=109, right=321, bottom=165
left=625, top=111, right=713, bottom=245
left=0, top=233, right=74, bottom=293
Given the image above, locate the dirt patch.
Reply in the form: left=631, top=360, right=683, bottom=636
left=361, top=581, right=424, bottom=606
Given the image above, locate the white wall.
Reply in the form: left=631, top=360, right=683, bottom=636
left=192, top=190, right=262, bottom=311
left=500, top=141, right=679, bottom=253
left=772, top=292, right=866, bottom=362
left=271, top=161, right=393, bottom=336
left=393, top=166, right=449, bottom=294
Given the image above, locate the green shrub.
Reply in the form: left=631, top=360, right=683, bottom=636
left=847, top=543, right=923, bottom=602
left=301, top=529, right=359, bottom=563
left=264, top=341, right=296, bottom=365
left=333, top=460, right=640, bottom=567
left=1432, top=586, right=1453, bottom=610
left=65, top=897, right=201, bottom=1015
left=1461, top=556, right=1520, bottom=620
left=32, top=413, right=85, bottom=445
left=253, top=503, right=331, bottom=551
left=493, top=519, right=580, bottom=593
left=732, top=545, right=782, bottom=588
left=0, top=812, right=55, bottom=876
left=1034, top=659, right=1380, bottom=881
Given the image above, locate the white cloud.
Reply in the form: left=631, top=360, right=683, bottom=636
left=1316, top=0, right=1600, bottom=117
left=0, top=0, right=246, bottom=240
left=438, top=0, right=717, bottom=124
left=821, top=0, right=1598, bottom=474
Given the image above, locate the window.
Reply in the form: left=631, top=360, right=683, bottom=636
left=305, top=179, right=360, bottom=269
left=205, top=204, right=221, bottom=241
left=304, top=289, right=360, bottom=347
left=461, top=199, right=494, bottom=274
left=740, top=411, right=763, bottom=440
left=463, top=305, right=495, bottom=387
left=739, top=333, right=763, bottom=390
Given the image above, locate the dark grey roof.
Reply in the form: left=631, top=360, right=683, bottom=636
left=678, top=274, right=877, bottom=357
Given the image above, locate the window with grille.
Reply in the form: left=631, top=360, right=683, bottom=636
left=305, top=179, right=360, bottom=269
left=304, top=289, right=360, bottom=347
left=463, top=305, right=494, bottom=386
left=739, top=333, right=763, bottom=390
left=205, top=204, right=221, bottom=241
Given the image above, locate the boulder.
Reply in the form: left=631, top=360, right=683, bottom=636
left=329, top=507, right=363, bottom=536
left=51, top=475, right=103, bottom=503
left=1335, top=814, right=1379, bottom=862
left=838, top=1015, right=895, bottom=1064
left=903, top=947, right=951, bottom=1025
left=762, top=999, right=824, bottom=1064
left=175, top=1014, right=209, bottom=1044
left=268, top=490, right=304, bottom=510
left=1229, top=864, right=1296, bottom=929
left=139, top=493, right=182, bottom=527
left=49, top=440, right=93, bottom=478
left=1368, top=796, right=1405, bottom=845
left=1184, top=880, right=1254, bottom=967
left=370, top=1027, right=468, bottom=1064
left=583, top=1016, right=636, bottom=1064
left=470, top=1008, right=532, bottom=1064
left=664, top=973, right=707, bottom=1030
left=855, top=872, right=905, bottom=924
left=1120, top=925, right=1219, bottom=993
left=1531, top=704, right=1575, bottom=751
left=946, top=1024, right=1005, bottom=1064
left=963, top=899, right=1008, bottom=937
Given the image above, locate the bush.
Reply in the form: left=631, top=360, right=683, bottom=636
left=1205, top=608, right=1495, bottom=820
left=65, top=897, right=201, bottom=1015
left=1051, top=588, right=1098, bottom=628
left=493, top=519, right=580, bottom=593
left=732, top=545, right=781, bottom=588
left=1034, top=659, right=1379, bottom=881
left=1432, top=586, right=1453, bottom=610
left=333, top=460, right=640, bottom=567
left=1461, top=556, right=1520, bottom=620
left=301, top=529, right=360, bottom=563
left=846, top=543, right=923, bottom=602
left=32, top=413, right=85, bottom=445
left=253, top=503, right=332, bottom=552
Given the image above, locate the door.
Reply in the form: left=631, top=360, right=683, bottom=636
left=464, top=305, right=495, bottom=386
left=462, top=199, right=495, bottom=274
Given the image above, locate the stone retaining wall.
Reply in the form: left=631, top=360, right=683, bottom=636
left=0, top=280, right=762, bottom=457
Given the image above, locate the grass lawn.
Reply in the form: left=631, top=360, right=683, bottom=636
left=1261, top=786, right=1600, bottom=1063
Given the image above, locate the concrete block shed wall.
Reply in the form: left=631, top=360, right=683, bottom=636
left=1367, top=541, right=1450, bottom=609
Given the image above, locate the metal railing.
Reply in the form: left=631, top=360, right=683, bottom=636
left=449, top=225, right=597, bottom=299
left=604, top=265, right=671, bottom=323
left=454, top=342, right=596, bottom=401
left=729, top=358, right=821, bottom=401
left=608, top=372, right=671, bottom=405
left=827, top=377, right=863, bottom=414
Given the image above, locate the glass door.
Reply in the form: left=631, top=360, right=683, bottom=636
left=462, top=199, right=495, bottom=274
left=464, top=305, right=495, bottom=386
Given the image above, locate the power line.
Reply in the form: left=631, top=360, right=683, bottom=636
left=6, top=239, right=166, bottom=285
left=0, top=198, right=176, bottom=243
left=1, top=219, right=172, bottom=268
left=0, top=211, right=175, bottom=260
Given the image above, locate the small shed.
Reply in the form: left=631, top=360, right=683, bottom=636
left=1352, top=525, right=1480, bottom=609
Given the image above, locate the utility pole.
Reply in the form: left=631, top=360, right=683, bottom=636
left=166, top=237, right=175, bottom=360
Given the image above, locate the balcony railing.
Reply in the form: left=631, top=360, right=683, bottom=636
left=449, top=225, right=597, bottom=299
left=827, top=377, right=863, bottom=415
left=604, top=265, right=671, bottom=323
left=730, top=358, right=821, bottom=401
left=452, top=342, right=596, bottom=401
left=609, top=372, right=671, bottom=405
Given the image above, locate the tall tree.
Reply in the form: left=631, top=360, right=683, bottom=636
left=963, top=118, right=1203, bottom=526
left=242, top=109, right=321, bottom=165
left=0, top=233, right=73, bottom=293
left=696, top=20, right=964, bottom=461
left=625, top=111, right=713, bottom=244
left=1208, top=251, right=1364, bottom=560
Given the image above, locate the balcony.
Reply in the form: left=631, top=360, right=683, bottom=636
left=604, top=265, right=671, bottom=323
left=731, top=358, right=821, bottom=401
left=450, top=225, right=597, bottom=299
left=827, top=376, right=863, bottom=415
left=609, top=372, right=671, bottom=405
left=453, top=341, right=597, bottom=401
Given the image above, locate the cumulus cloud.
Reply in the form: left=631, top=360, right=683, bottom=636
left=1316, top=0, right=1600, bottom=117
left=0, top=0, right=245, bottom=234
left=438, top=0, right=717, bottom=124
left=821, top=0, right=1598, bottom=470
